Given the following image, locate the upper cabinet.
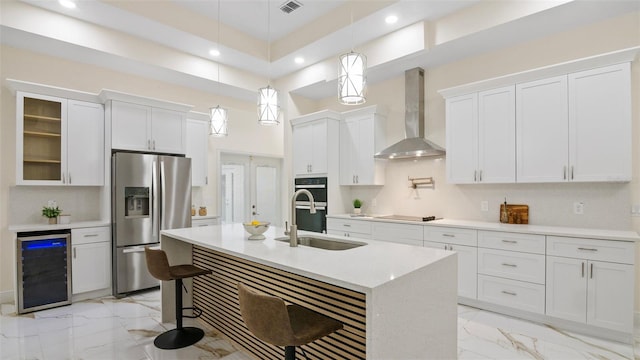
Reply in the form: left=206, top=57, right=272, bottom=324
left=340, top=106, right=386, bottom=186
left=516, top=76, right=569, bottom=183
left=441, top=50, right=634, bottom=184
left=16, top=92, right=104, bottom=186
left=446, top=86, right=515, bottom=184
left=110, top=101, right=186, bottom=154
left=186, top=116, right=209, bottom=187
left=291, top=110, right=340, bottom=177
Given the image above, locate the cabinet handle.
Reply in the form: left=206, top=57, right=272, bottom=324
left=581, top=261, right=585, bottom=278
left=590, top=263, right=593, bottom=279
left=442, top=234, right=455, bottom=237
left=83, top=234, right=99, bottom=237
left=73, top=247, right=76, bottom=259
left=501, top=240, right=518, bottom=244
left=563, top=166, right=567, bottom=180
left=501, top=290, right=517, bottom=296
left=62, top=173, right=66, bottom=184
left=501, top=263, right=517, bottom=267
left=343, top=224, right=351, bottom=227
left=474, top=170, right=477, bottom=182
left=205, top=176, right=208, bottom=185
left=68, top=173, right=72, bottom=184
left=356, top=175, right=359, bottom=183
left=353, top=175, right=356, bottom=183
left=148, top=139, right=151, bottom=150
left=571, top=166, right=574, bottom=180
left=578, top=247, right=598, bottom=252
left=444, top=244, right=448, bottom=250
left=153, top=140, right=156, bottom=150
left=479, top=170, right=482, bottom=182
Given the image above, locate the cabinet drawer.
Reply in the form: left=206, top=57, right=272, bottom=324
left=372, top=222, right=423, bottom=246
left=326, top=218, right=372, bottom=235
left=424, top=226, right=477, bottom=246
left=478, top=248, right=545, bottom=284
left=478, top=274, right=545, bottom=314
left=192, top=218, right=219, bottom=227
left=547, top=236, right=634, bottom=264
left=72, top=226, right=110, bottom=245
left=478, top=231, right=545, bottom=254
left=327, top=230, right=371, bottom=240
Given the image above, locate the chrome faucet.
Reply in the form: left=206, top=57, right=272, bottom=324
left=288, top=189, right=316, bottom=247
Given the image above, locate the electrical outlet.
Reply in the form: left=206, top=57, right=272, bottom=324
left=573, top=202, right=584, bottom=215
left=372, top=198, right=377, bottom=207
left=480, top=201, right=489, bottom=212
left=631, top=204, right=640, bottom=216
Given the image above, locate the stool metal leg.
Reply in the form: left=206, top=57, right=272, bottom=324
left=153, top=278, right=205, bottom=350
left=284, top=345, right=296, bottom=360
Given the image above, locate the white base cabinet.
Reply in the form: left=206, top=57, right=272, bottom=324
left=326, top=218, right=372, bottom=239
left=546, top=236, right=634, bottom=333
left=71, top=227, right=111, bottom=295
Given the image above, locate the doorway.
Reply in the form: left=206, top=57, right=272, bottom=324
left=220, top=153, right=282, bottom=226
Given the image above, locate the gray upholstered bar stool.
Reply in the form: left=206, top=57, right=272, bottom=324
left=145, top=247, right=212, bottom=350
left=237, top=282, right=343, bottom=360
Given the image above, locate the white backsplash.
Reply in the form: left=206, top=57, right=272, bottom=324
left=9, top=186, right=103, bottom=225
left=347, top=158, right=632, bottom=231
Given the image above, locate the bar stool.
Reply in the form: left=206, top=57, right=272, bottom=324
left=145, top=247, right=212, bottom=350
left=237, top=283, right=343, bottom=360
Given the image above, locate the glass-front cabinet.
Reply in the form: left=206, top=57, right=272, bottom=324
left=19, top=94, right=65, bottom=183
left=16, top=91, right=105, bottom=186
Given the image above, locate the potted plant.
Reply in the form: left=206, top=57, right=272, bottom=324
left=353, top=199, right=363, bottom=214
left=42, top=203, right=62, bottom=224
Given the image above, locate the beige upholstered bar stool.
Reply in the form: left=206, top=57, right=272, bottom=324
left=145, top=247, right=212, bottom=349
left=237, top=282, right=343, bottom=360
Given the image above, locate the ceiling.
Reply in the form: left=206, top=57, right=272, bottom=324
left=1, top=0, right=639, bottom=102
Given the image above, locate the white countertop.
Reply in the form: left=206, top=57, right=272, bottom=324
left=160, top=223, right=454, bottom=292
left=327, top=214, right=640, bottom=242
left=8, top=220, right=110, bottom=233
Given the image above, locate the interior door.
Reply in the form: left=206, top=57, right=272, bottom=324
left=220, top=153, right=282, bottom=226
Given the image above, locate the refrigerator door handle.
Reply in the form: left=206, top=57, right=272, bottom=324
left=152, top=160, right=158, bottom=239
left=160, top=160, right=166, bottom=231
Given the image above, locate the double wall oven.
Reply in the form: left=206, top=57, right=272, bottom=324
left=294, top=177, right=327, bottom=233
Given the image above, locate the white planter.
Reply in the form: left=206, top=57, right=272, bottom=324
left=353, top=208, right=361, bottom=214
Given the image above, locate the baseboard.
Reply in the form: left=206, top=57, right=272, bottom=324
left=0, top=289, right=15, bottom=305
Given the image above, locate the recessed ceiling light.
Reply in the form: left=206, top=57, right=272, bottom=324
left=294, top=57, right=304, bottom=64
left=209, top=49, right=221, bottom=57
left=385, top=15, right=398, bottom=24
left=59, top=0, right=76, bottom=9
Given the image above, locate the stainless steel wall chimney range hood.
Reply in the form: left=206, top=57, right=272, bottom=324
left=374, top=67, right=445, bottom=159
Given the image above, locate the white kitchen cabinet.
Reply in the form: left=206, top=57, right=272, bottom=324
left=445, top=93, right=477, bottom=184
left=186, top=118, right=209, bottom=187
left=71, top=227, right=111, bottom=295
left=326, top=218, right=372, bottom=239
left=446, top=86, right=515, bottom=184
left=111, top=100, right=186, bottom=154
left=516, top=75, right=569, bottom=183
left=568, top=63, right=631, bottom=182
left=16, top=92, right=104, bottom=186
left=340, top=106, right=386, bottom=185
left=546, top=236, right=634, bottom=333
left=372, top=221, right=422, bottom=246
left=291, top=110, right=340, bottom=177
left=424, top=226, right=478, bottom=299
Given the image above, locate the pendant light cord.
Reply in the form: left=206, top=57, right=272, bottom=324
left=217, top=0, right=221, bottom=84
left=267, top=0, right=271, bottom=87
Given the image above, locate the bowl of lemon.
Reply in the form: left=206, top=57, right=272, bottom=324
left=243, top=220, right=270, bottom=240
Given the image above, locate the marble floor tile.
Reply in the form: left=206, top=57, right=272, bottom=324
left=1, top=290, right=636, bottom=360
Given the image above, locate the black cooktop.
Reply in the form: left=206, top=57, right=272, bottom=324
left=375, top=215, right=438, bottom=222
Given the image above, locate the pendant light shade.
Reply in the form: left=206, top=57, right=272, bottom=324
left=209, top=105, right=228, bottom=137
left=338, top=51, right=367, bottom=105
left=257, top=85, right=280, bottom=125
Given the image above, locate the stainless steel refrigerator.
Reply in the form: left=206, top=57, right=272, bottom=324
left=112, top=152, right=192, bottom=296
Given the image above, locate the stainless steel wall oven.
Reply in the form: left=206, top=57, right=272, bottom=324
left=294, top=177, right=327, bottom=233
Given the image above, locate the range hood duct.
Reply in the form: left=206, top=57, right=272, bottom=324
left=374, top=67, right=445, bottom=159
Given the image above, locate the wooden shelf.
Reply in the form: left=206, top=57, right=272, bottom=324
left=24, top=131, right=61, bottom=138
left=24, top=158, right=61, bottom=164
left=24, top=114, right=61, bottom=122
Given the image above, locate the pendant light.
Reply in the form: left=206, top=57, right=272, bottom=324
left=210, top=0, right=228, bottom=136
left=258, top=0, right=280, bottom=125
left=338, top=5, right=366, bottom=105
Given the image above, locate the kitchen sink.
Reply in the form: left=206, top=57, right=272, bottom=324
left=275, top=236, right=366, bottom=251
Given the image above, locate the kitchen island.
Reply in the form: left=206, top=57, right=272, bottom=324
left=160, top=223, right=457, bottom=359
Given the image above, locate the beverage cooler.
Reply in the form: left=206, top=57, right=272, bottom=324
left=17, top=230, right=71, bottom=314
